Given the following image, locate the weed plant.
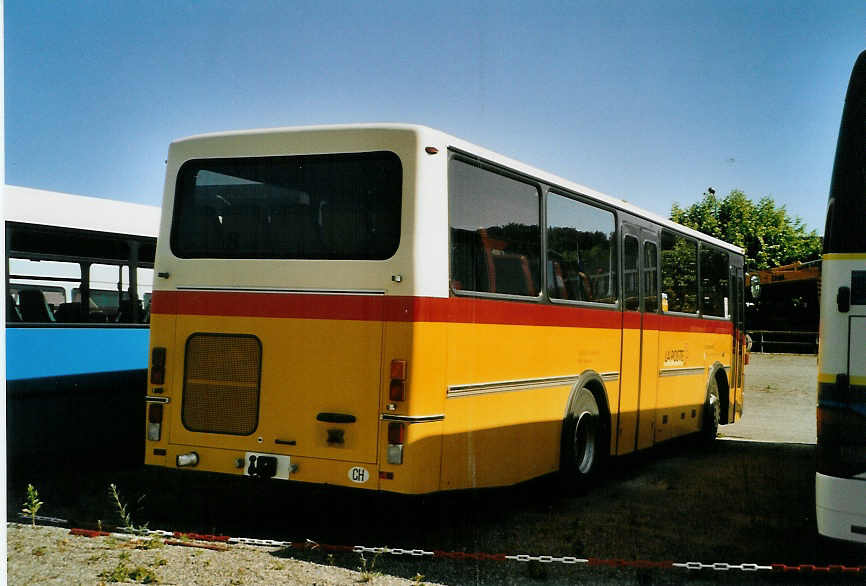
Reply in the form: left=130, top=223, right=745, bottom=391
left=109, top=483, right=149, bottom=535
left=21, top=483, right=43, bottom=527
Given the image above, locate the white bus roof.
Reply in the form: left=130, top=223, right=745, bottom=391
left=171, top=123, right=743, bottom=255
left=4, top=185, right=160, bottom=238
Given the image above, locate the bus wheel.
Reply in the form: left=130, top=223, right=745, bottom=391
left=562, top=388, right=605, bottom=487
left=701, top=377, right=720, bottom=445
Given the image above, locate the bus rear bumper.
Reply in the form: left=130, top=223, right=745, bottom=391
left=816, top=472, right=866, bottom=543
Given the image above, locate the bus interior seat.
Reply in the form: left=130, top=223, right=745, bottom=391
left=89, top=310, right=108, bottom=323
left=55, top=302, right=82, bottom=323
left=19, top=288, right=57, bottom=322
left=7, top=294, right=22, bottom=322
left=479, top=229, right=536, bottom=296
left=116, top=299, right=143, bottom=323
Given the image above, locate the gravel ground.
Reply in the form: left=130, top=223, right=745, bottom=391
left=6, top=522, right=438, bottom=585
left=8, top=353, right=862, bottom=585
left=722, top=353, right=817, bottom=444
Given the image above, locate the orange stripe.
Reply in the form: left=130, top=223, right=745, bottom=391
left=151, top=290, right=733, bottom=334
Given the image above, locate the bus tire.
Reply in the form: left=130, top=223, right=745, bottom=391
left=701, top=376, right=720, bottom=445
left=562, top=387, right=606, bottom=488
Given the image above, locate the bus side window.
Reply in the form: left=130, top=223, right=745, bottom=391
left=546, top=191, right=617, bottom=304
left=448, top=158, right=541, bottom=298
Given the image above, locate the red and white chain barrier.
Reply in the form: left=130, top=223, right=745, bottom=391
left=20, top=515, right=866, bottom=575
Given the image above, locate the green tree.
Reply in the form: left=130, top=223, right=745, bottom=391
left=670, top=189, right=822, bottom=270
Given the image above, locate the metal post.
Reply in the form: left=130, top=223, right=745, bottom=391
left=128, top=240, right=140, bottom=323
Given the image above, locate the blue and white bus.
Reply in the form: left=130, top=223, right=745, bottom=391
left=5, top=185, right=159, bottom=466
left=816, top=50, right=866, bottom=544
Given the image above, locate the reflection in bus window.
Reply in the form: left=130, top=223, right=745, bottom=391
left=700, top=246, right=729, bottom=317
left=623, top=235, right=639, bottom=310
left=449, top=158, right=541, bottom=297
left=661, top=231, right=698, bottom=313
left=546, top=191, right=617, bottom=304
left=644, top=241, right=659, bottom=313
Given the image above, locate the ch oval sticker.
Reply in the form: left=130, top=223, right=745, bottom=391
left=348, top=466, right=370, bottom=484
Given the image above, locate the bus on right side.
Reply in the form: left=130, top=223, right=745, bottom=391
left=816, top=49, right=866, bottom=544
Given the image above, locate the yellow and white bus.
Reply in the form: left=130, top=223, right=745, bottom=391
left=144, top=124, right=745, bottom=494
left=816, top=50, right=866, bottom=544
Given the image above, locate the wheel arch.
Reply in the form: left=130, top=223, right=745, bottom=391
left=562, top=370, right=613, bottom=459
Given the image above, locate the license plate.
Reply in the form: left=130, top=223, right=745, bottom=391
left=243, top=452, right=292, bottom=480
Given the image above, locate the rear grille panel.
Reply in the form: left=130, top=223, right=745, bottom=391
left=181, top=333, right=262, bottom=435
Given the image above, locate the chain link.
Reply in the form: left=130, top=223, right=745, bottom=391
left=228, top=536, right=292, bottom=547
left=19, top=513, right=69, bottom=525
left=675, top=562, right=774, bottom=572
left=506, top=554, right=589, bottom=564
left=350, top=545, right=435, bottom=556
left=63, top=525, right=866, bottom=574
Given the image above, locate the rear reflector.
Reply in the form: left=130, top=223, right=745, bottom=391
left=148, top=404, right=163, bottom=423
left=388, top=422, right=405, bottom=444
left=389, top=359, right=408, bottom=401
left=389, top=380, right=406, bottom=402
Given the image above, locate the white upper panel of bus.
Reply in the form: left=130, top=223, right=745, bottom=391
left=4, top=185, right=160, bottom=238
left=169, top=124, right=742, bottom=255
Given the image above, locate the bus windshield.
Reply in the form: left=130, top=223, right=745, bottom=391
left=170, top=151, right=402, bottom=260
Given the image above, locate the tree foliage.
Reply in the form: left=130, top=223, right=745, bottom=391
left=670, top=189, right=822, bottom=270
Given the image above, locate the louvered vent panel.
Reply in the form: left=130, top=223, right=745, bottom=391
left=182, top=334, right=261, bottom=435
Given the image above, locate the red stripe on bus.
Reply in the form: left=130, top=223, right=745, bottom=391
left=659, top=313, right=733, bottom=335
left=152, top=290, right=385, bottom=321
left=622, top=311, right=641, bottom=330
left=151, top=290, right=732, bottom=334
left=384, top=295, right=623, bottom=329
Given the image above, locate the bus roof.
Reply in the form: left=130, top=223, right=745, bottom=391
left=4, top=185, right=160, bottom=238
left=170, top=123, right=744, bottom=255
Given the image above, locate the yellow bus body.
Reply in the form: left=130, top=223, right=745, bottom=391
left=144, top=124, right=744, bottom=495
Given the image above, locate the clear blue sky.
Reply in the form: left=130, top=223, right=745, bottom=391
left=6, top=1, right=866, bottom=232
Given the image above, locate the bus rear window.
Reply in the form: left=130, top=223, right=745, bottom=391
left=171, top=152, right=402, bottom=260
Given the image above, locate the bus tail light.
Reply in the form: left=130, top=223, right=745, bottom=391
left=147, top=404, right=163, bottom=441
left=387, top=422, right=405, bottom=465
left=150, top=347, right=166, bottom=385
left=389, top=359, right=408, bottom=401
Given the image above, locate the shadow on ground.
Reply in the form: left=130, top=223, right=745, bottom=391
left=8, top=437, right=866, bottom=584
